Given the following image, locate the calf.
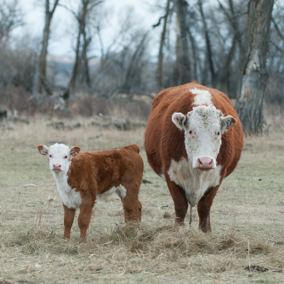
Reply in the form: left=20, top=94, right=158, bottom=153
left=145, top=81, right=243, bottom=232
left=37, top=143, right=143, bottom=240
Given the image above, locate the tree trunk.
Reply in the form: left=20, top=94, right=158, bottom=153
left=38, top=0, right=59, bottom=95
left=64, top=25, right=81, bottom=100
left=64, top=0, right=91, bottom=99
left=198, top=0, right=216, bottom=87
left=236, top=0, right=274, bottom=135
left=174, top=0, right=191, bottom=85
left=156, top=0, right=171, bottom=92
left=188, top=24, right=198, bottom=82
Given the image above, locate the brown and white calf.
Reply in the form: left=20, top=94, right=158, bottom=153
left=144, top=81, right=243, bottom=232
left=37, top=143, right=144, bottom=240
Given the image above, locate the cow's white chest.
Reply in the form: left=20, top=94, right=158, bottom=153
left=167, top=158, right=222, bottom=207
left=53, top=172, right=82, bottom=209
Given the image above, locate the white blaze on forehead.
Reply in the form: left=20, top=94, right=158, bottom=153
left=49, top=143, right=70, bottom=155
left=190, top=88, right=213, bottom=106
left=190, top=105, right=222, bottom=125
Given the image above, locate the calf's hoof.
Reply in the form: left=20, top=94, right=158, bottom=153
left=79, top=237, right=87, bottom=243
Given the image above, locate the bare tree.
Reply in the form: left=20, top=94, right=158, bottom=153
left=236, top=0, right=274, bottom=134
left=174, top=0, right=191, bottom=85
left=198, top=0, right=216, bottom=87
left=62, top=0, right=103, bottom=100
left=153, top=0, right=172, bottom=92
left=0, top=0, right=23, bottom=42
left=37, top=0, right=60, bottom=95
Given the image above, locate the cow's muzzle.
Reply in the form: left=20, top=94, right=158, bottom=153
left=196, top=157, right=214, bottom=170
left=52, top=164, right=62, bottom=172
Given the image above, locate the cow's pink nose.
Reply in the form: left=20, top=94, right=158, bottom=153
left=197, top=157, right=213, bottom=170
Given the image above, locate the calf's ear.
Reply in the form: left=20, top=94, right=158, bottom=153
left=221, top=115, right=236, bottom=133
left=172, top=112, right=188, bottom=130
left=70, top=146, right=81, bottom=156
left=37, top=145, right=49, bottom=155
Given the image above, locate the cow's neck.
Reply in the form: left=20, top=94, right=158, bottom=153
left=167, top=157, right=222, bottom=207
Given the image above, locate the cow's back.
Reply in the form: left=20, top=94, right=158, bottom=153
left=144, top=82, right=243, bottom=178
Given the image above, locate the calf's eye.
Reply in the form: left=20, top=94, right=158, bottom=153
left=217, top=132, right=220, bottom=136
left=64, top=156, right=68, bottom=159
left=49, top=155, right=52, bottom=158
left=189, top=130, right=192, bottom=134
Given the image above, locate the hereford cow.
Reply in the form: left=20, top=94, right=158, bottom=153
left=37, top=143, right=144, bottom=240
left=144, top=82, right=243, bottom=232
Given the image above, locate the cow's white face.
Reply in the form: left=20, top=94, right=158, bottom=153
left=37, top=143, right=80, bottom=174
left=172, top=106, right=236, bottom=170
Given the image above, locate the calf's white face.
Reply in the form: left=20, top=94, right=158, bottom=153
left=37, top=143, right=81, bottom=174
left=172, top=105, right=236, bottom=170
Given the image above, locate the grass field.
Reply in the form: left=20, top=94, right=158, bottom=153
left=0, top=118, right=284, bottom=283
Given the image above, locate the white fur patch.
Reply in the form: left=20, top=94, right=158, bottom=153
left=97, top=185, right=127, bottom=201
left=160, top=174, right=166, bottom=181
left=167, top=157, right=222, bottom=207
left=116, top=185, right=127, bottom=199
left=190, top=88, right=213, bottom=106
left=52, top=171, right=82, bottom=209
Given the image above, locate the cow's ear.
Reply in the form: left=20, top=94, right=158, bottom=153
left=172, top=112, right=188, bottom=130
left=70, top=146, right=81, bottom=156
left=37, top=145, right=49, bottom=155
left=221, top=115, right=236, bottom=133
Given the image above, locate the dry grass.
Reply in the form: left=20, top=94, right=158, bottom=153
left=0, top=118, right=284, bottom=283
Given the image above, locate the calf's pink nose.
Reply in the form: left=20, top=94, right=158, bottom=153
left=197, top=157, right=213, bottom=169
left=53, top=164, right=61, bottom=169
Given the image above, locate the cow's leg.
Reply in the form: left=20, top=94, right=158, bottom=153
left=197, top=185, right=220, bottom=233
left=166, top=177, right=188, bottom=225
left=78, top=199, right=94, bottom=240
left=63, top=204, right=76, bottom=239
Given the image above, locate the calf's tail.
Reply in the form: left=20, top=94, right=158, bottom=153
left=122, top=144, right=140, bottom=153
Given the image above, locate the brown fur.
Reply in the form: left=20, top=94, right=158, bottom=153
left=40, top=144, right=143, bottom=240
left=144, top=82, right=243, bottom=232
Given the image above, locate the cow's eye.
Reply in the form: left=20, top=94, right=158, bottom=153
left=64, top=156, right=68, bottom=159
left=49, top=155, right=52, bottom=158
left=217, top=132, right=220, bottom=136
left=189, top=130, right=193, bottom=135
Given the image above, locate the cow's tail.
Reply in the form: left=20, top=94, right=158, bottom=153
left=189, top=205, right=192, bottom=226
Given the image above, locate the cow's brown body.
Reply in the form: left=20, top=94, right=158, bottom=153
left=64, top=144, right=143, bottom=239
left=144, top=82, right=243, bottom=232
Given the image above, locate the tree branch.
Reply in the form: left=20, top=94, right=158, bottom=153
left=271, top=17, right=284, bottom=41
left=270, top=40, right=284, bottom=54
left=50, top=0, right=60, bottom=16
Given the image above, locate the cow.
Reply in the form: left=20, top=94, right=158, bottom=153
left=37, top=143, right=144, bottom=240
left=144, top=82, right=243, bottom=232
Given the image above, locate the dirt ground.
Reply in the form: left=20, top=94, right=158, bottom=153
left=0, top=118, right=284, bottom=283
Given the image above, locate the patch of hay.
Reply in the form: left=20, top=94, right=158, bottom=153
left=4, top=228, right=79, bottom=255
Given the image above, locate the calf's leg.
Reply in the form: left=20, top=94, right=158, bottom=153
left=78, top=199, right=94, bottom=240
left=197, top=184, right=220, bottom=233
left=63, top=204, right=76, bottom=239
left=120, top=184, right=141, bottom=222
